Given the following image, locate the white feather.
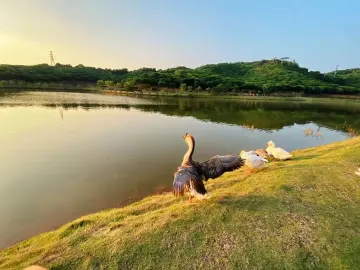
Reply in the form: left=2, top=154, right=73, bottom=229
left=189, top=189, right=211, bottom=200
left=240, top=150, right=267, bottom=169
left=266, top=141, right=292, bottom=160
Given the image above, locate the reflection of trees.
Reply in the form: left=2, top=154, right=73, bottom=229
left=38, top=100, right=360, bottom=132
left=2, top=98, right=359, bottom=132
left=132, top=98, right=360, bottom=132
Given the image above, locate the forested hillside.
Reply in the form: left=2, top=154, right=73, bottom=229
left=1, top=60, right=359, bottom=94
left=327, top=68, right=360, bottom=88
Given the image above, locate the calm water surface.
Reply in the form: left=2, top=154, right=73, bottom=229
left=0, top=91, right=359, bottom=248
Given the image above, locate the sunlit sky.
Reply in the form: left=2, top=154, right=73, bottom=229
left=0, top=0, right=359, bottom=72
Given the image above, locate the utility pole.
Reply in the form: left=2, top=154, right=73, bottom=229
left=49, top=51, right=55, bottom=66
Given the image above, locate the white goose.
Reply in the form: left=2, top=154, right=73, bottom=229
left=266, top=141, right=293, bottom=160
left=356, top=165, right=360, bottom=177
left=240, top=150, right=268, bottom=173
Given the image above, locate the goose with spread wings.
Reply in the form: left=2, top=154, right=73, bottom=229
left=173, top=133, right=244, bottom=201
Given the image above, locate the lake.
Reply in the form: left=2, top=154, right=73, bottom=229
left=1, top=91, right=359, bottom=248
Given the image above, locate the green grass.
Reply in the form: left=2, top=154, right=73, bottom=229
left=1, top=137, right=360, bottom=269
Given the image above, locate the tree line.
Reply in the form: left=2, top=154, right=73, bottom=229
left=0, top=60, right=359, bottom=94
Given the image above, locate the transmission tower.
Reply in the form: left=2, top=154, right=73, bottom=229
left=334, top=65, right=339, bottom=76
left=49, top=51, right=56, bottom=66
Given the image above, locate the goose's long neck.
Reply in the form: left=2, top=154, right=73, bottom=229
left=181, top=137, right=195, bottom=166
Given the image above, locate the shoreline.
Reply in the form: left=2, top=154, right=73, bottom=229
left=0, top=186, right=173, bottom=250
left=2, top=87, right=360, bottom=101
left=106, top=90, right=360, bottom=100
left=1, top=136, right=360, bottom=269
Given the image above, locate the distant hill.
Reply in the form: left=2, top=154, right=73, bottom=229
left=0, top=60, right=359, bottom=94
left=327, top=68, right=360, bottom=88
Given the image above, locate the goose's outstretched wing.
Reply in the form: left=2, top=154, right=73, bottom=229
left=173, top=166, right=206, bottom=197
left=200, top=155, right=244, bottom=180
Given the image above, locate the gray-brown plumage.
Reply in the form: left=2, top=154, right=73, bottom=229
left=173, top=133, right=244, bottom=200
left=255, top=149, right=268, bottom=159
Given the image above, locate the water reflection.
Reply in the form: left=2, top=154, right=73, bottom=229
left=132, top=97, right=360, bottom=133
left=2, top=93, right=360, bottom=133
left=0, top=91, right=359, bottom=248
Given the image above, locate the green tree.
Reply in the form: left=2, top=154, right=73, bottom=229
left=158, top=79, right=167, bottom=88
left=123, top=79, right=136, bottom=91
left=0, top=60, right=358, bottom=94
left=97, top=80, right=105, bottom=88
left=105, top=80, right=114, bottom=87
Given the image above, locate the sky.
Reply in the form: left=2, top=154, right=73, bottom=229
left=0, top=0, right=359, bottom=72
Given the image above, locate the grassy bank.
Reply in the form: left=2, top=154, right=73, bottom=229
left=1, top=137, right=360, bottom=269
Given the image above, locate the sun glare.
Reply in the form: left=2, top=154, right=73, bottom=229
left=0, top=33, right=10, bottom=44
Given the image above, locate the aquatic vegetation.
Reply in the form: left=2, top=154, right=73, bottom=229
left=342, top=122, right=359, bottom=138
left=242, top=123, right=255, bottom=131
left=304, top=128, right=323, bottom=138
left=347, top=127, right=358, bottom=137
